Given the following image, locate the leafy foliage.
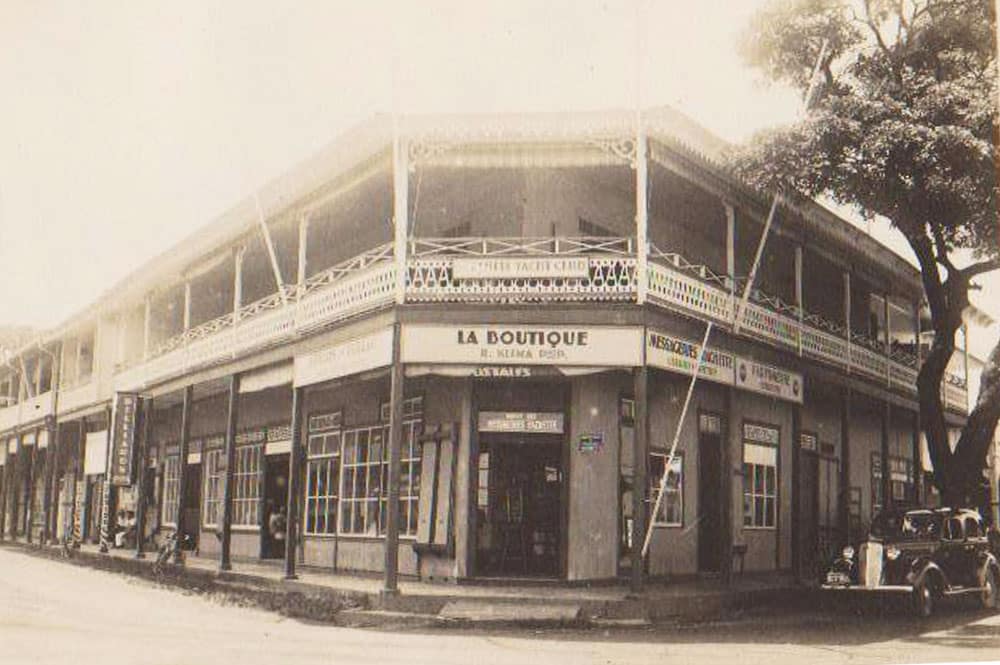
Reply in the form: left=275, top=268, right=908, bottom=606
left=732, top=0, right=999, bottom=503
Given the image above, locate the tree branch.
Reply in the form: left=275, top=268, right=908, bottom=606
left=961, top=258, right=1000, bottom=278
left=932, top=225, right=957, bottom=274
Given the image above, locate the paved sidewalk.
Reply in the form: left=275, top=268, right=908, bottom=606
left=1, top=538, right=802, bottom=627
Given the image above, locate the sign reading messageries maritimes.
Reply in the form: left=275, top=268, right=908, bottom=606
left=645, top=330, right=735, bottom=385
left=401, top=325, right=643, bottom=366
left=110, top=392, right=139, bottom=486
left=478, top=411, right=565, bottom=434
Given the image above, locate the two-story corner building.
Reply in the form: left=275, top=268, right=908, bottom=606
left=0, top=108, right=980, bottom=587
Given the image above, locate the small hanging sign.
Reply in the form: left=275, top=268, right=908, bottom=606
left=577, top=432, right=604, bottom=454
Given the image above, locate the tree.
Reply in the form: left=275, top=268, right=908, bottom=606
left=731, top=0, right=999, bottom=506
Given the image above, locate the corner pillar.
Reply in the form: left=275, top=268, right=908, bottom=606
left=174, top=386, right=193, bottom=562
left=630, top=366, right=649, bottom=593
left=284, top=386, right=305, bottom=579
left=383, top=323, right=405, bottom=593
left=220, top=374, right=241, bottom=571
left=134, top=397, right=153, bottom=558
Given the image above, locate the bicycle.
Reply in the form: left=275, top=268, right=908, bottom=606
left=151, top=532, right=185, bottom=575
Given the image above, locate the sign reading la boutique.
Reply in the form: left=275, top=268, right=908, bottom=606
left=401, top=324, right=643, bottom=366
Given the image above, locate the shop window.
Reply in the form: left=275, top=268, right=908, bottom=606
left=304, top=412, right=343, bottom=536
left=742, top=424, right=778, bottom=529
left=648, top=452, right=683, bottom=527
left=232, top=443, right=263, bottom=527
left=161, top=455, right=180, bottom=526
left=340, top=414, right=422, bottom=538
left=872, top=453, right=915, bottom=515
left=379, top=396, right=424, bottom=423
left=202, top=448, right=224, bottom=528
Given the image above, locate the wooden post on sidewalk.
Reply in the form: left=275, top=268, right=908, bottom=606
left=220, top=374, right=241, bottom=571
left=284, top=386, right=304, bottom=579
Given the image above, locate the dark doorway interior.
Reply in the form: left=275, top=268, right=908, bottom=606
left=799, top=450, right=819, bottom=575
left=262, top=454, right=289, bottom=559
left=476, top=438, right=562, bottom=577
left=697, top=414, right=723, bottom=573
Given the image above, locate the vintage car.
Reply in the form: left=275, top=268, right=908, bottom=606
left=822, top=507, right=1000, bottom=617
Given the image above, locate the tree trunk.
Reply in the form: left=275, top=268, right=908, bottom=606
left=947, top=338, right=1000, bottom=508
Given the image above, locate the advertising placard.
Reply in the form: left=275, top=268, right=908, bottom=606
left=646, top=330, right=735, bottom=385
left=110, top=392, right=139, bottom=486
left=294, top=327, right=393, bottom=387
left=477, top=411, right=565, bottom=434
left=735, top=357, right=804, bottom=404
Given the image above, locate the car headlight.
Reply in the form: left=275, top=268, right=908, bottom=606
left=842, top=546, right=855, bottom=560
left=886, top=545, right=901, bottom=561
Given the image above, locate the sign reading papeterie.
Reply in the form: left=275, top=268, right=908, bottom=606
left=478, top=411, right=565, bottom=434
left=110, top=392, right=139, bottom=486
left=402, top=325, right=643, bottom=366
left=646, top=330, right=735, bottom=385
left=736, top=357, right=804, bottom=404
left=451, top=257, right=590, bottom=280
left=294, top=327, right=393, bottom=387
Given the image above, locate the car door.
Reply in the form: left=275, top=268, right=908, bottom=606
left=936, top=515, right=966, bottom=588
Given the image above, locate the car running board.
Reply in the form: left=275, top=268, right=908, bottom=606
left=942, top=586, right=986, bottom=597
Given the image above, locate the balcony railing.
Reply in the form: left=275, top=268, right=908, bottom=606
left=110, top=236, right=968, bottom=414
left=115, top=243, right=397, bottom=391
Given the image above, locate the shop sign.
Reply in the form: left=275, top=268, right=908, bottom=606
left=472, top=366, right=534, bottom=378
left=72, top=481, right=86, bottom=542
left=478, top=411, right=564, bottom=434
left=84, top=430, right=109, bottom=476
left=646, top=330, right=735, bottom=385
left=799, top=433, right=818, bottom=452
left=110, top=393, right=139, bottom=486
left=451, top=257, right=590, bottom=280
left=735, top=357, right=803, bottom=404
left=402, top=324, right=642, bottom=366
left=577, top=433, right=604, bottom=453
left=743, top=423, right=780, bottom=446
left=294, top=327, right=393, bottom=387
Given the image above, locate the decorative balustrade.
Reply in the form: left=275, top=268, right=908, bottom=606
left=116, top=247, right=397, bottom=390
left=406, top=236, right=637, bottom=303
left=110, top=236, right=968, bottom=415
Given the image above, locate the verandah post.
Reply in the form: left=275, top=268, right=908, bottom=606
left=284, top=386, right=305, bottom=580
left=220, top=374, right=241, bottom=571
left=174, top=386, right=193, bottom=563
left=134, top=397, right=153, bottom=558
left=383, top=323, right=405, bottom=594
left=630, top=365, right=649, bottom=593
left=839, top=387, right=852, bottom=542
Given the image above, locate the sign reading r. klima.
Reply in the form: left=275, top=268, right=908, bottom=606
left=402, top=324, right=643, bottom=366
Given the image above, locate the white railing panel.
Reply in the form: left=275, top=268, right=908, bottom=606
left=647, top=261, right=732, bottom=324
left=801, top=327, right=849, bottom=368
left=406, top=256, right=635, bottom=302
left=297, top=262, right=396, bottom=333
left=737, top=301, right=799, bottom=351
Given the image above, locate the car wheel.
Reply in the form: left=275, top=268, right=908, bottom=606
left=981, top=567, right=999, bottom=610
left=913, top=577, right=935, bottom=618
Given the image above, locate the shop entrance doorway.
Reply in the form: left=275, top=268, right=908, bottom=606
left=697, top=413, right=724, bottom=573
left=261, top=454, right=289, bottom=559
left=476, top=438, right=562, bottom=577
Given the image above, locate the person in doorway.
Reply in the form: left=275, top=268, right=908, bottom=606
left=268, top=503, right=287, bottom=546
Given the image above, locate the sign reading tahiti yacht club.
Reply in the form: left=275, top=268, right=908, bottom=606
left=401, top=325, right=643, bottom=366
left=451, top=257, right=590, bottom=280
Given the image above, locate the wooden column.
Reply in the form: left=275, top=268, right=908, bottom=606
left=174, top=386, right=193, bottom=563
left=284, top=386, right=305, bottom=579
left=233, top=246, right=245, bottom=324
left=635, top=126, right=648, bottom=305
left=721, top=387, right=735, bottom=585
left=881, top=400, right=892, bottom=511
left=0, top=446, right=10, bottom=541
left=143, top=297, right=152, bottom=361
left=24, top=437, right=35, bottom=543
left=41, top=421, right=59, bottom=545
left=220, top=374, right=241, bottom=571
left=839, top=387, right=852, bottom=541
left=790, top=403, right=803, bottom=579
left=795, top=245, right=804, bottom=356
left=296, top=215, right=309, bottom=287
left=843, top=271, right=852, bottom=372
left=182, top=282, right=192, bottom=331
left=725, top=204, right=736, bottom=297
left=134, top=397, right=153, bottom=558
left=630, top=366, right=649, bottom=593
left=383, top=324, right=405, bottom=593
left=392, top=129, right=409, bottom=305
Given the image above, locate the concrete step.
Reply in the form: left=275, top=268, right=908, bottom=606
left=336, top=609, right=440, bottom=630
left=438, top=599, right=583, bottom=626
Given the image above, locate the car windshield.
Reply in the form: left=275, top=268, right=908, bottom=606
left=870, top=510, right=941, bottom=541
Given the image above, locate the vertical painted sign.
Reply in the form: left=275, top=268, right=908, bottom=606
left=110, top=393, right=139, bottom=486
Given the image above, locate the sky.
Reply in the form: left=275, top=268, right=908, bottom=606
left=0, top=1, right=996, bottom=358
